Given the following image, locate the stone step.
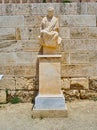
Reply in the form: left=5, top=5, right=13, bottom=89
left=60, top=15, right=96, bottom=27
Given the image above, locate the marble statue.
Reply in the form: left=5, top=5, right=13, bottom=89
left=38, top=7, right=62, bottom=48
left=33, top=8, right=67, bottom=118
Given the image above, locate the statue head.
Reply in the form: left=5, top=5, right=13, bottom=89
left=47, top=7, right=54, bottom=18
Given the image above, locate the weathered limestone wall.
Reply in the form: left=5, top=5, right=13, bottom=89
left=0, top=0, right=97, bottom=3
left=0, top=3, right=97, bottom=103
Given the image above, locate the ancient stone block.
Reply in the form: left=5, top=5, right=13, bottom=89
left=14, top=65, right=36, bottom=77
left=4, top=0, right=9, bottom=3
left=24, top=65, right=37, bottom=77
left=69, top=27, right=97, bottom=39
left=63, top=89, right=80, bottom=101
left=1, top=4, right=15, bottom=15
left=70, top=27, right=88, bottom=39
left=80, top=90, right=86, bottom=99
left=0, top=76, right=15, bottom=89
left=28, top=27, right=40, bottom=39
left=88, top=51, right=97, bottom=63
left=60, top=27, right=70, bottom=39
left=61, top=64, right=97, bottom=77
left=0, top=76, right=36, bottom=91
left=1, top=40, right=26, bottom=53
left=80, top=90, right=97, bottom=99
left=3, top=66, right=14, bottom=75
left=60, top=15, right=96, bottom=27
left=0, top=5, right=2, bottom=15
left=29, top=27, right=38, bottom=40
left=61, top=78, right=70, bottom=90
left=20, top=27, right=29, bottom=40
left=62, top=39, right=97, bottom=52
left=70, top=52, right=89, bottom=64
left=24, top=15, right=42, bottom=27
left=13, top=66, right=25, bottom=76
left=80, top=3, right=87, bottom=14
left=88, top=27, right=97, bottom=39
left=22, top=40, right=41, bottom=52
left=14, top=77, right=35, bottom=90
left=0, top=51, right=36, bottom=65
left=0, top=90, right=6, bottom=103
left=22, top=0, right=28, bottom=3
left=60, top=3, right=78, bottom=15
left=89, top=77, right=97, bottom=91
left=61, top=52, right=70, bottom=64
left=70, top=78, right=89, bottom=90
left=14, top=52, right=33, bottom=64
left=0, top=39, right=40, bottom=53
left=14, top=77, right=26, bottom=89
left=87, top=3, right=97, bottom=15
left=12, top=0, right=20, bottom=3
left=0, top=52, right=17, bottom=65
left=9, top=90, right=35, bottom=102
left=0, top=66, right=4, bottom=75
left=72, top=90, right=80, bottom=98
left=0, top=16, right=24, bottom=27
left=87, top=40, right=97, bottom=50
left=29, top=0, right=39, bottom=2
left=61, top=39, right=70, bottom=52
left=29, top=3, right=60, bottom=15
left=0, top=28, right=16, bottom=40
left=12, top=4, right=30, bottom=15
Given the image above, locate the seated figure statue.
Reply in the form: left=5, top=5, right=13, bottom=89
left=38, top=7, right=62, bottom=48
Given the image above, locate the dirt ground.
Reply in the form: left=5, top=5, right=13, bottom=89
left=0, top=100, right=97, bottom=130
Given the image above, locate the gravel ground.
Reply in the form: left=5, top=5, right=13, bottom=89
left=0, top=100, right=97, bottom=130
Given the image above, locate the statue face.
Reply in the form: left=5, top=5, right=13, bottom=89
left=47, top=7, right=54, bottom=18
left=47, top=10, right=54, bottom=18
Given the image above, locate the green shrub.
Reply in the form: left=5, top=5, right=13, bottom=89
left=62, top=0, right=71, bottom=3
left=10, top=96, right=22, bottom=104
left=40, top=116, right=44, bottom=120
left=43, top=0, right=46, bottom=3
left=5, top=88, right=8, bottom=96
left=92, top=97, right=97, bottom=101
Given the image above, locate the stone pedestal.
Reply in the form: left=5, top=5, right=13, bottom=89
left=32, top=55, right=67, bottom=118
left=39, top=55, right=61, bottom=95
left=43, top=46, right=58, bottom=54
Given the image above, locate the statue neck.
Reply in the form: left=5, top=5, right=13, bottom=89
left=47, top=15, right=53, bottom=21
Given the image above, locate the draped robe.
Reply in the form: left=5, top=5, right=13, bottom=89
left=39, top=16, right=62, bottom=48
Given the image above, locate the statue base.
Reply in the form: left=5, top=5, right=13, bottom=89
left=32, top=94, right=68, bottom=118
left=43, top=46, right=59, bottom=54
left=32, top=54, right=68, bottom=118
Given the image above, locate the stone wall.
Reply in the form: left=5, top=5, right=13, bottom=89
left=0, top=3, right=97, bottom=103
left=0, top=0, right=97, bottom=3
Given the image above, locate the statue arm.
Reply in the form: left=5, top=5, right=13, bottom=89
left=40, top=17, right=47, bottom=31
left=53, top=19, right=59, bottom=33
left=40, top=18, right=46, bottom=38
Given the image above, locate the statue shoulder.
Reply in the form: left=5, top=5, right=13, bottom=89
left=53, top=16, right=58, bottom=21
left=42, top=17, right=47, bottom=22
left=52, top=16, right=58, bottom=22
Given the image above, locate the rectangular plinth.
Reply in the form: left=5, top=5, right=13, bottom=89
left=35, top=97, right=65, bottom=109
left=32, top=108, right=68, bottom=118
left=34, top=94, right=65, bottom=109
left=38, top=55, right=62, bottom=95
left=32, top=94, right=68, bottom=118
